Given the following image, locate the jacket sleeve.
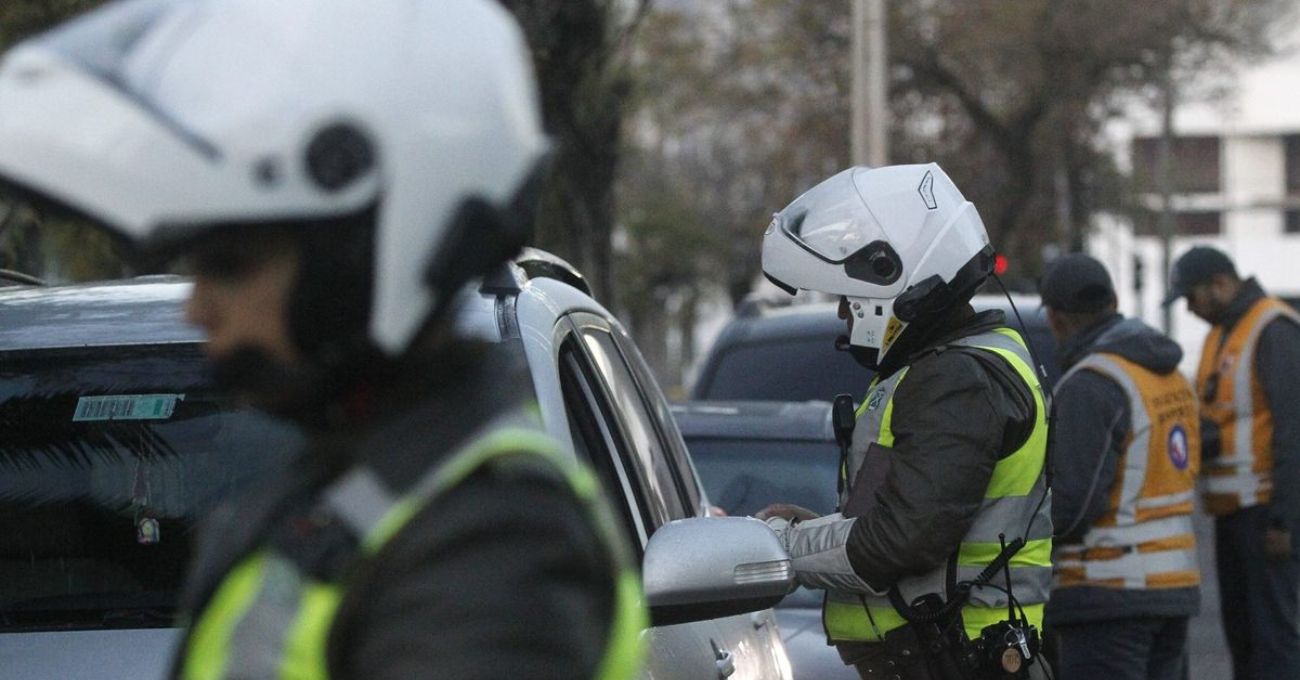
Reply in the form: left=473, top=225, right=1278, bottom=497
left=844, top=350, right=1031, bottom=589
left=335, top=466, right=617, bottom=680
left=1256, top=317, right=1300, bottom=535
left=1049, top=370, right=1130, bottom=543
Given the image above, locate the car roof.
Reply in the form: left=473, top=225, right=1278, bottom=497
left=671, top=400, right=834, bottom=442
left=0, top=277, right=202, bottom=351
left=0, top=253, right=595, bottom=355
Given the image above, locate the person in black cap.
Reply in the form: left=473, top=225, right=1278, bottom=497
left=1166, top=246, right=1300, bottom=680
left=1042, top=254, right=1201, bottom=680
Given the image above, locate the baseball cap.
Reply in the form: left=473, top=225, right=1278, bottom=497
left=1039, top=253, right=1117, bottom=313
left=1162, top=246, right=1237, bottom=306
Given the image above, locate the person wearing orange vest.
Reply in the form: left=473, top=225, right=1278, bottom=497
left=1164, top=246, right=1300, bottom=680
left=1040, top=254, right=1201, bottom=680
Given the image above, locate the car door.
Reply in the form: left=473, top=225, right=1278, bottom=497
left=558, top=313, right=790, bottom=680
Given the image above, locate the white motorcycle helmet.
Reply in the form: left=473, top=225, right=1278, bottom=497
left=762, top=164, right=994, bottom=368
left=0, top=0, right=547, bottom=360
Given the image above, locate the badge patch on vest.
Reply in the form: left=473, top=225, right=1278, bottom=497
left=1168, top=425, right=1190, bottom=470
left=866, top=388, right=886, bottom=412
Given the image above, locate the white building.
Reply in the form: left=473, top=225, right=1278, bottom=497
left=1091, top=31, right=1300, bottom=373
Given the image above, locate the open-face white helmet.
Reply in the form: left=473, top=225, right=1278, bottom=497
left=762, top=164, right=994, bottom=367
left=0, top=0, right=547, bottom=358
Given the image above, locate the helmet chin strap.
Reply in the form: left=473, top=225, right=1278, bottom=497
left=834, top=335, right=882, bottom=370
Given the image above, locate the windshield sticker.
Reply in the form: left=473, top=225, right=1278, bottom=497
left=73, top=394, right=185, bottom=422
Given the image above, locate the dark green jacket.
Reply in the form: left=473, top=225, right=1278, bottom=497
left=174, top=345, right=619, bottom=679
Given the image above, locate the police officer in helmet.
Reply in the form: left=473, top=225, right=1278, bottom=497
left=0, top=1, right=645, bottom=678
left=758, top=164, right=1053, bottom=680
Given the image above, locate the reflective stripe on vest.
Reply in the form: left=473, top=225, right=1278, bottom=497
left=1196, top=297, right=1300, bottom=515
left=1053, top=352, right=1200, bottom=591
left=179, top=409, right=647, bottom=680
left=825, top=328, right=1053, bottom=642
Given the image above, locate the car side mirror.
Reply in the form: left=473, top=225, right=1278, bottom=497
left=642, top=516, right=793, bottom=626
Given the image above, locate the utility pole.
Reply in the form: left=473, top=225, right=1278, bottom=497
left=1157, top=51, right=1177, bottom=333
left=852, top=0, right=888, bottom=167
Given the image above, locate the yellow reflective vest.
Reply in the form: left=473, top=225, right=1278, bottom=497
left=1053, top=352, right=1200, bottom=591
left=1197, top=297, right=1300, bottom=516
left=176, top=409, right=646, bottom=680
left=823, top=328, right=1053, bottom=643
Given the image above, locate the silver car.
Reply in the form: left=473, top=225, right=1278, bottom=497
left=673, top=399, right=858, bottom=680
left=0, top=255, right=794, bottom=680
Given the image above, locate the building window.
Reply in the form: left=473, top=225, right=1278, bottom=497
left=1135, top=211, right=1222, bottom=236
left=1286, top=209, right=1300, bottom=234
left=1286, top=136, right=1300, bottom=196
left=1132, top=136, right=1222, bottom=194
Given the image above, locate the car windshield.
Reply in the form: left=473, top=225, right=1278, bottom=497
left=0, top=344, right=300, bottom=632
left=686, top=438, right=839, bottom=518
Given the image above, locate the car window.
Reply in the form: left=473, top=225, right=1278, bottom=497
left=608, top=325, right=703, bottom=514
left=701, top=337, right=874, bottom=402
left=557, top=340, right=650, bottom=548
left=573, top=320, right=691, bottom=524
left=0, top=344, right=301, bottom=632
left=685, top=438, right=840, bottom=518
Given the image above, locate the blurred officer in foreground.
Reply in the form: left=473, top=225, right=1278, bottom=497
left=0, top=1, right=645, bottom=678
left=758, top=164, right=1053, bottom=680
left=1040, top=254, right=1200, bottom=680
left=1165, top=246, right=1300, bottom=680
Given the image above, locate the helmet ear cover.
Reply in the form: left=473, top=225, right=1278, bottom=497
left=287, top=204, right=379, bottom=368
left=893, top=274, right=949, bottom=323
left=893, top=245, right=996, bottom=323
left=422, top=154, right=549, bottom=310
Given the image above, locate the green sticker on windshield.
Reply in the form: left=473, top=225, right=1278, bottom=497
left=73, top=394, right=184, bottom=422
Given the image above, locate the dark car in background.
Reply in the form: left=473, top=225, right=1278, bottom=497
left=691, top=294, right=1058, bottom=402
left=673, top=399, right=856, bottom=680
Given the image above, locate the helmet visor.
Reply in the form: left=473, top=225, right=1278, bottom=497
left=777, top=170, right=885, bottom=265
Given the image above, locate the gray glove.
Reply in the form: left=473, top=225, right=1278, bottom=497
left=778, top=513, right=885, bottom=595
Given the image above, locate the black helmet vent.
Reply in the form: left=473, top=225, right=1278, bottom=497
left=843, top=240, right=902, bottom=286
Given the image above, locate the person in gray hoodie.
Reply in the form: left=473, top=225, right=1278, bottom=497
left=1040, top=254, right=1201, bottom=680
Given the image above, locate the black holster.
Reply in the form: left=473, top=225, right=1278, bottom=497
left=840, top=623, right=974, bottom=680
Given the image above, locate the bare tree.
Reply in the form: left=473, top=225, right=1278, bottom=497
left=498, top=0, right=652, bottom=302
left=625, top=0, right=1293, bottom=301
